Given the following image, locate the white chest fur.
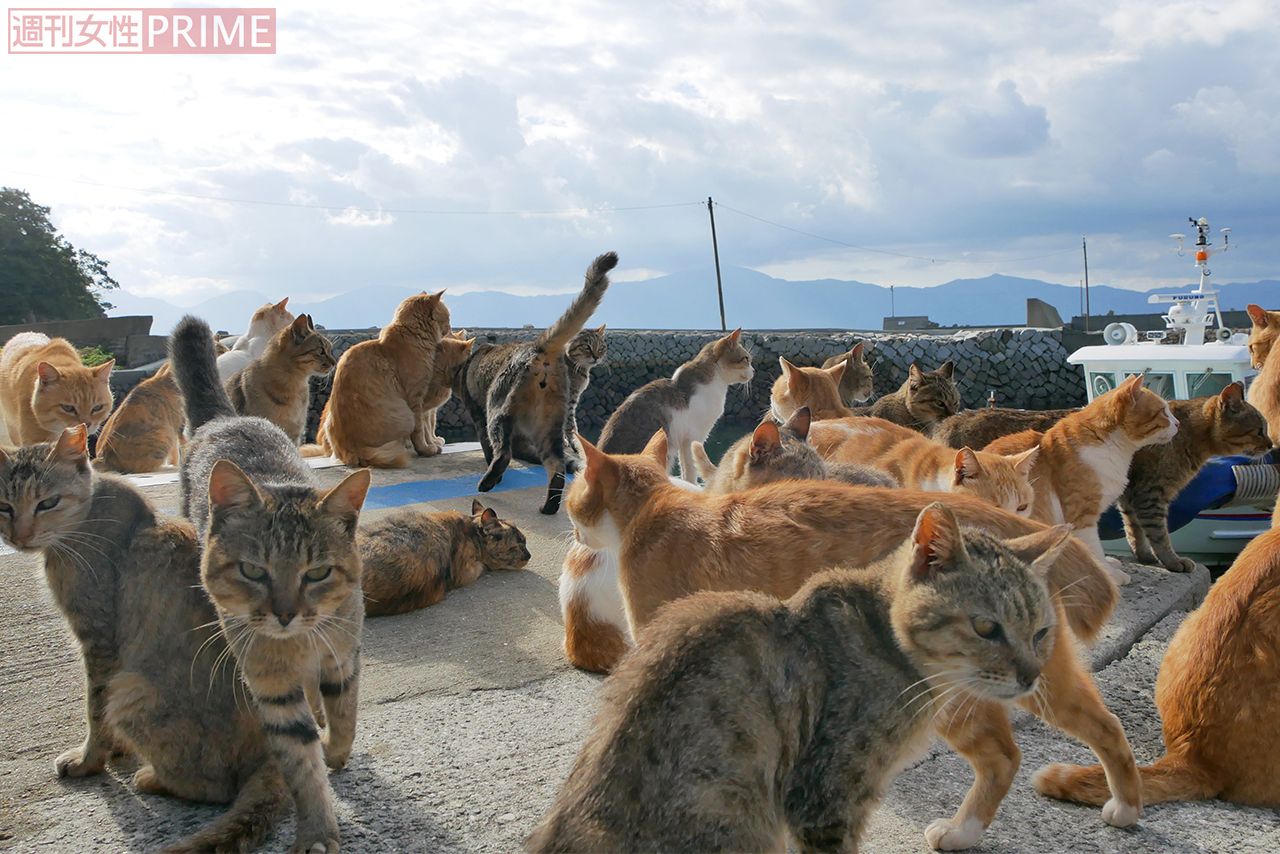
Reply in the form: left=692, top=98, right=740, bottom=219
left=668, top=376, right=730, bottom=443
left=1077, top=434, right=1136, bottom=508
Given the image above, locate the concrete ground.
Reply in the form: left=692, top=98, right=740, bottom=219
left=1, top=450, right=1276, bottom=853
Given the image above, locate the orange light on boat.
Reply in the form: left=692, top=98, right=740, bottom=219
left=1196, top=250, right=1208, bottom=262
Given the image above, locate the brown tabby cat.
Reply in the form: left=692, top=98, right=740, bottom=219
left=820, top=340, right=874, bottom=407
left=849, top=361, right=960, bottom=432
left=94, top=362, right=185, bottom=473
left=530, top=504, right=1071, bottom=853
left=931, top=407, right=1076, bottom=450
left=0, top=332, right=114, bottom=444
left=565, top=435, right=1140, bottom=848
left=1036, top=523, right=1280, bottom=809
left=360, top=499, right=530, bottom=616
left=226, top=314, right=335, bottom=446
left=1245, top=303, right=1280, bottom=444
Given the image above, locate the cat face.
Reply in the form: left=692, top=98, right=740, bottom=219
left=1108, top=375, right=1178, bottom=446
left=281, top=314, right=336, bottom=375
left=892, top=504, right=1071, bottom=701
left=33, top=360, right=114, bottom=435
left=712, top=328, right=754, bottom=384
left=394, top=290, right=451, bottom=338
left=0, top=426, right=93, bottom=551
left=1246, top=304, right=1280, bottom=369
left=904, top=362, right=960, bottom=422
left=1208, top=382, right=1273, bottom=455
left=470, top=499, right=531, bottom=569
left=773, top=358, right=849, bottom=419
left=201, top=461, right=370, bottom=639
left=833, top=342, right=874, bottom=403
left=953, top=447, right=1038, bottom=517
left=568, top=433, right=669, bottom=550
left=568, top=325, right=607, bottom=370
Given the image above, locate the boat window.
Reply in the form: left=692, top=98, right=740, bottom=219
left=1188, top=371, right=1233, bottom=398
left=1124, top=372, right=1176, bottom=400
left=1089, top=372, right=1117, bottom=398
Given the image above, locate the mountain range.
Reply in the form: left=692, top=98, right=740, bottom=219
left=105, top=268, right=1280, bottom=334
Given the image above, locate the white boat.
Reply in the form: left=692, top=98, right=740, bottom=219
left=1067, top=216, right=1277, bottom=565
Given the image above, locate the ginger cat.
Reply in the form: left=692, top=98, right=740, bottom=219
left=771, top=355, right=858, bottom=421
left=0, top=333, right=114, bottom=444
left=985, top=374, right=1177, bottom=583
left=566, top=433, right=1140, bottom=848
left=414, top=332, right=476, bottom=456
left=216, top=297, right=294, bottom=382
left=1245, top=303, right=1280, bottom=444
left=1037, top=523, right=1280, bottom=809
left=94, top=362, right=184, bottom=473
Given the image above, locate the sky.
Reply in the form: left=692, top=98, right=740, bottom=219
left=3, top=0, right=1279, bottom=310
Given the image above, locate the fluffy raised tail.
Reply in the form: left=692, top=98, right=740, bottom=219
left=690, top=441, right=716, bottom=483
left=162, top=763, right=290, bottom=853
left=170, top=315, right=236, bottom=432
left=1045, top=536, right=1117, bottom=644
left=535, top=251, right=617, bottom=357
left=1034, top=752, right=1218, bottom=806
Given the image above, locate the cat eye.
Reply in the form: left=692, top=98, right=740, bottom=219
left=35, top=496, right=61, bottom=512
left=1016, top=504, right=1029, bottom=513
left=239, top=562, right=269, bottom=582
left=971, top=617, right=1003, bottom=640
left=1034, top=626, right=1051, bottom=645
left=60, top=405, right=77, bottom=414
left=90, top=404, right=105, bottom=413
left=303, top=565, right=333, bottom=583
left=0, top=502, right=12, bottom=517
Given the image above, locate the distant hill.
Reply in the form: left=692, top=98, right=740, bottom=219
left=108, top=269, right=1280, bottom=334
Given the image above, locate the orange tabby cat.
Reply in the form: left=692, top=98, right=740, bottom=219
left=94, top=362, right=184, bottom=473
left=414, top=332, right=475, bottom=456
left=770, top=356, right=857, bottom=421
left=0, top=333, right=114, bottom=444
left=1036, top=523, right=1280, bottom=809
left=566, top=433, right=1140, bottom=847
left=985, top=374, right=1177, bottom=584
left=1245, top=303, right=1280, bottom=444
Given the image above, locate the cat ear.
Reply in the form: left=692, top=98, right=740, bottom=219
left=289, top=314, right=312, bottom=342
left=92, top=359, right=115, bottom=381
left=319, top=468, right=372, bottom=527
left=727, top=328, right=742, bottom=343
left=938, top=361, right=955, bottom=379
left=596, top=323, right=606, bottom=334
left=480, top=507, right=498, bottom=524
left=36, top=361, right=61, bottom=384
left=642, top=430, right=669, bottom=469
left=850, top=342, right=866, bottom=362
left=47, top=424, right=89, bottom=464
left=784, top=406, right=812, bottom=440
left=750, top=420, right=782, bottom=462
left=1003, top=524, right=1075, bottom=578
left=953, top=448, right=983, bottom=484
left=779, top=358, right=808, bottom=397
left=908, top=363, right=923, bottom=382
left=1009, top=446, right=1039, bottom=475
left=908, top=502, right=965, bottom=582
left=471, top=498, right=484, bottom=516
left=578, top=434, right=617, bottom=488
left=1246, top=304, right=1269, bottom=327
left=274, top=297, right=290, bottom=311
left=460, top=336, right=476, bottom=351
left=825, top=359, right=848, bottom=386
left=1119, top=373, right=1145, bottom=402
left=1219, top=381, right=1245, bottom=407
left=208, top=459, right=262, bottom=513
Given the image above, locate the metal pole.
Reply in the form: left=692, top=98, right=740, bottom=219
left=890, top=285, right=895, bottom=318
left=707, top=196, right=726, bottom=332
left=1082, top=236, right=1091, bottom=333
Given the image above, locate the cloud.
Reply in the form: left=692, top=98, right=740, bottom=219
left=930, top=80, right=1051, bottom=158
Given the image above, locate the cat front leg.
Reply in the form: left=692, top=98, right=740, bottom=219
left=318, top=653, right=360, bottom=771
left=928, top=698, right=1018, bottom=850
left=424, top=407, right=445, bottom=450
left=1129, top=498, right=1197, bottom=573
left=676, top=439, right=697, bottom=483
left=1117, top=498, right=1160, bottom=566
left=411, top=405, right=442, bottom=457
left=56, top=648, right=115, bottom=777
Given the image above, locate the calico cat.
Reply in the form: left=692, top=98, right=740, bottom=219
left=226, top=314, right=336, bottom=445
left=985, top=374, right=1179, bottom=584
left=1245, top=303, right=1280, bottom=444
left=820, top=340, right=874, bottom=406
left=320, top=290, right=450, bottom=467
left=217, top=297, right=294, bottom=381
left=1114, top=383, right=1270, bottom=572
left=360, top=499, right=530, bottom=617
left=172, top=315, right=371, bottom=854
left=597, top=328, right=754, bottom=481
left=0, top=425, right=286, bottom=851
left=566, top=434, right=1141, bottom=847
left=1037, top=523, right=1280, bottom=809
left=455, top=252, right=616, bottom=514
left=850, top=361, right=960, bottom=432
left=931, top=407, right=1076, bottom=450
left=531, top=505, right=1070, bottom=853
left=0, top=332, right=114, bottom=444
left=93, top=362, right=185, bottom=473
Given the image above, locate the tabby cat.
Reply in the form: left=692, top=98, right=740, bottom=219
left=820, top=340, right=874, bottom=406
left=849, top=361, right=960, bottom=432
left=360, top=499, right=530, bottom=616
left=226, top=313, right=335, bottom=445
left=93, top=362, right=184, bottom=473
left=1245, top=303, right=1280, bottom=444
left=770, top=356, right=855, bottom=422
left=0, top=425, right=286, bottom=851
left=409, top=331, right=475, bottom=457
left=512, top=325, right=606, bottom=470
left=0, top=332, right=114, bottom=444
left=931, top=407, right=1076, bottom=450
left=217, top=297, right=294, bottom=382
left=1037, top=523, right=1280, bottom=809
left=172, top=315, right=371, bottom=854
left=454, top=252, right=616, bottom=514
left=597, top=328, right=754, bottom=481
left=532, top=505, right=1074, bottom=853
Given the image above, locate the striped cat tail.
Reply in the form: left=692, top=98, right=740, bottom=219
left=163, top=763, right=289, bottom=853
left=535, top=251, right=617, bottom=357
left=170, top=315, right=237, bottom=430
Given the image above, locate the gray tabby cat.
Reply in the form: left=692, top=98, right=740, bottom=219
left=513, top=324, right=607, bottom=473
left=0, top=425, right=286, bottom=851
left=528, top=504, right=1071, bottom=853
left=820, top=341, right=875, bottom=407
left=454, top=252, right=617, bottom=515
left=172, top=315, right=371, bottom=854
left=851, top=361, right=961, bottom=432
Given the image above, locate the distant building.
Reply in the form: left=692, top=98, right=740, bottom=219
left=882, top=315, right=938, bottom=331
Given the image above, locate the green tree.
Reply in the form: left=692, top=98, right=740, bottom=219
left=0, top=187, right=119, bottom=324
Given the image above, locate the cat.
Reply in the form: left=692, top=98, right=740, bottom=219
left=0, top=332, right=114, bottom=444
left=565, top=433, right=1141, bottom=847
left=360, top=499, right=530, bottom=617
left=216, top=297, right=294, bottom=382
left=1036, top=522, right=1280, bottom=810
left=454, top=252, right=616, bottom=514
left=1245, top=303, right=1280, bottom=444
left=412, top=331, right=477, bottom=457
left=930, top=407, right=1076, bottom=450
left=770, top=356, right=856, bottom=421
left=850, top=361, right=961, bottom=432
left=510, top=325, right=605, bottom=470
left=320, top=290, right=451, bottom=467
left=93, top=361, right=185, bottom=473
left=0, top=425, right=287, bottom=851
left=597, top=328, right=754, bottom=481
left=690, top=407, right=899, bottom=491
left=820, top=340, right=875, bottom=406
left=530, top=504, right=1071, bottom=854
left=226, top=313, right=336, bottom=445
left=1114, top=382, right=1271, bottom=572
left=172, top=315, right=371, bottom=854
left=984, top=374, right=1179, bottom=584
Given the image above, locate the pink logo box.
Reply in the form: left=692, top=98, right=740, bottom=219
left=8, top=7, right=275, bottom=53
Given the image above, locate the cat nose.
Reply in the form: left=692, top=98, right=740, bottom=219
left=275, top=611, right=296, bottom=627
left=1016, top=667, right=1040, bottom=691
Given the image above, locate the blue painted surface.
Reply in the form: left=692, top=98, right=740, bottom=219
left=363, top=466, right=574, bottom=510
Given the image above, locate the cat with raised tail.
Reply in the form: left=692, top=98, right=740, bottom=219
left=1245, top=303, right=1280, bottom=444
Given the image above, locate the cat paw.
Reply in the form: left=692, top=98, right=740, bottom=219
left=415, top=443, right=442, bottom=458
left=323, top=743, right=351, bottom=771
left=477, top=473, right=501, bottom=492
left=431, top=435, right=446, bottom=448
left=290, top=839, right=339, bottom=854
left=924, top=817, right=986, bottom=851
left=1162, top=556, right=1198, bottom=573
left=132, top=764, right=171, bottom=796
left=1101, top=797, right=1140, bottom=828
left=54, top=744, right=107, bottom=778
left=1103, top=557, right=1131, bottom=586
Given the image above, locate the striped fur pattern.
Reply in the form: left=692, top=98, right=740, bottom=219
left=1245, top=303, right=1280, bottom=444
left=849, top=361, right=960, bottom=432
left=93, top=362, right=185, bottom=474
left=820, top=340, right=874, bottom=406
left=225, top=314, right=335, bottom=445
left=930, top=407, right=1076, bottom=450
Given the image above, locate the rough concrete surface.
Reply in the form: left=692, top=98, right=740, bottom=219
left=0, top=451, right=1271, bottom=853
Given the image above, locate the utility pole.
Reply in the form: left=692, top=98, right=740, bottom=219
left=1082, top=236, right=1091, bottom=332
left=890, top=285, right=895, bottom=319
left=707, top=196, right=726, bottom=332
